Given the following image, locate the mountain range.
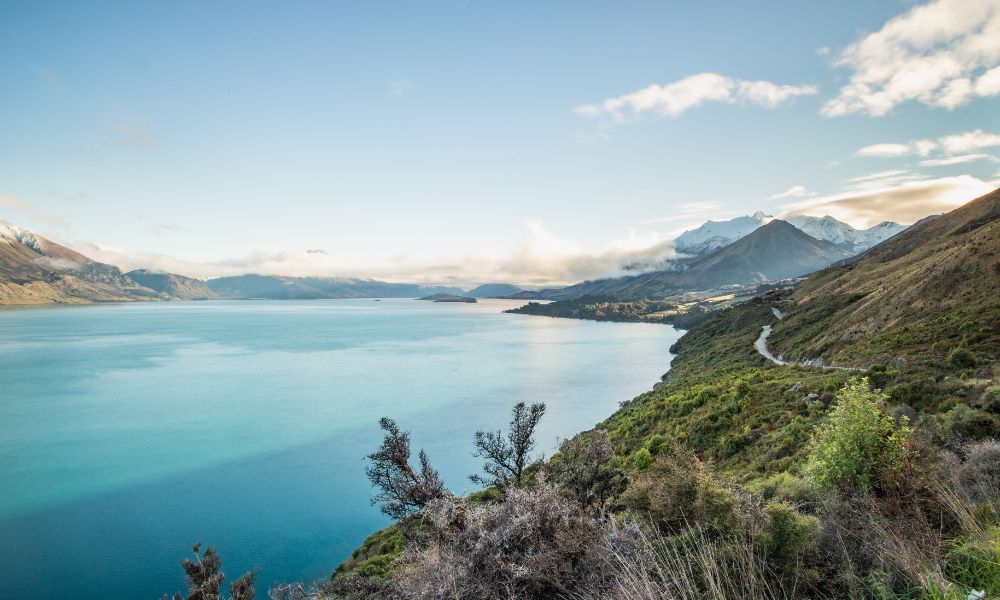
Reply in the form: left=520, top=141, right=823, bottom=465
left=675, top=211, right=906, bottom=256
left=527, top=219, right=855, bottom=300
left=0, top=210, right=909, bottom=306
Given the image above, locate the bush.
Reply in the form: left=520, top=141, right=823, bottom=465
left=758, top=501, right=820, bottom=571
left=805, top=379, right=910, bottom=492
left=952, top=440, right=1000, bottom=504
left=948, top=346, right=977, bottom=372
left=630, top=447, right=654, bottom=470
left=399, top=480, right=604, bottom=599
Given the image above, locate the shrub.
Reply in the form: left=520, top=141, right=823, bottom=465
left=758, top=501, right=820, bottom=570
left=399, top=479, right=604, bottom=599
left=948, top=346, right=977, bottom=372
left=550, top=429, right=624, bottom=509
left=952, top=440, right=1000, bottom=504
left=805, top=379, right=910, bottom=492
left=630, top=447, right=654, bottom=470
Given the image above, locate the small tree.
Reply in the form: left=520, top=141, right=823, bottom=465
left=365, top=417, right=447, bottom=519
left=471, top=402, right=547, bottom=488
left=550, top=429, right=624, bottom=509
left=163, top=543, right=256, bottom=600
left=805, top=378, right=910, bottom=492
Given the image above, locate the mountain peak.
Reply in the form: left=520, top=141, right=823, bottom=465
left=751, top=211, right=771, bottom=220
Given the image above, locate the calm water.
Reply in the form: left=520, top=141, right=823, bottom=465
left=0, top=299, right=680, bottom=599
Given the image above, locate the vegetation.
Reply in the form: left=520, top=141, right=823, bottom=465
left=162, top=544, right=256, bottom=600
left=365, top=418, right=447, bottom=519
left=470, top=401, right=546, bottom=488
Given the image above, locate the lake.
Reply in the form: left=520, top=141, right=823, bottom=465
left=0, top=299, right=681, bottom=599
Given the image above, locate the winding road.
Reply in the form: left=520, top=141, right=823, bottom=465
left=754, top=306, right=859, bottom=371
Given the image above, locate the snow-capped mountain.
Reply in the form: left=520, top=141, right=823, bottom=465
left=674, top=211, right=771, bottom=255
left=784, top=215, right=907, bottom=253
left=673, top=212, right=907, bottom=257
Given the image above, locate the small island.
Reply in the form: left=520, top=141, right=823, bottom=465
left=417, top=293, right=477, bottom=303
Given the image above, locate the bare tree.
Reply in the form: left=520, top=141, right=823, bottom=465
left=163, top=543, right=256, bottom=600
left=365, top=417, right=447, bottom=519
left=470, top=402, right=547, bottom=488
left=550, top=429, right=624, bottom=509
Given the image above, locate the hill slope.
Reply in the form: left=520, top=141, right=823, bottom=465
left=770, top=187, right=1000, bottom=369
left=126, top=269, right=216, bottom=300
left=0, top=221, right=157, bottom=304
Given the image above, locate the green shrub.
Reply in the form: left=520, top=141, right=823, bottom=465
left=631, top=447, right=654, bottom=470
left=948, top=346, right=977, bottom=372
left=805, top=379, right=910, bottom=492
left=758, top=501, right=820, bottom=569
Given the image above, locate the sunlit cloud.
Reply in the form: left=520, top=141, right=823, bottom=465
left=855, top=140, right=937, bottom=157
left=919, top=153, right=999, bottom=167
left=575, top=72, right=816, bottom=122
left=822, top=0, right=1000, bottom=117
left=780, top=175, right=995, bottom=228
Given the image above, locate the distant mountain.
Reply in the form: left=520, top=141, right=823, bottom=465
left=544, top=220, right=853, bottom=300
left=770, top=187, right=1000, bottom=367
left=465, top=283, right=523, bottom=298
left=675, top=211, right=770, bottom=256
left=205, top=274, right=465, bottom=299
left=127, top=269, right=216, bottom=300
left=0, top=220, right=158, bottom=305
left=784, top=215, right=907, bottom=253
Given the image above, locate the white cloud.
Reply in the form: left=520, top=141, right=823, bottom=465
left=76, top=220, right=683, bottom=287
left=574, top=72, right=816, bottom=121
left=855, top=130, right=1000, bottom=164
left=856, top=140, right=937, bottom=157
left=769, top=185, right=814, bottom=199
left=919, top=153, right=1000, bottom=167
left=780, top=174, right=994, bottom=227
left=822, top=0, right=1000, bottom=117
left=939, top=129, right=1000, bottom=154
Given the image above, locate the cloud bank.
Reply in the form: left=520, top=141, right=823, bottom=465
left=823, top=0, right=1000, bottom=116
left=574, top=72, right=817, bottom=121
left=780, top=175, right=995, bottom=228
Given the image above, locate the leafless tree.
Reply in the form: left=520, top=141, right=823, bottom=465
left=365, top=417, right=447, bottom=519
left=470, top=402, right=546, bottom=488
left=163, top=543, right=256, bottom=600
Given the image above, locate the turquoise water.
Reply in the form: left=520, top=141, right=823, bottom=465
left=0, top=299, right=680, bottom=599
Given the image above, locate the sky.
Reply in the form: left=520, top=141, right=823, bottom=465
left=1, top=0, right=998, bottom=286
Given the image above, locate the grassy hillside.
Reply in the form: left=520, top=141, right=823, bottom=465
left=769, top=188, right=1000, bottom=372
left=327, top=192, right=1000, bottom=600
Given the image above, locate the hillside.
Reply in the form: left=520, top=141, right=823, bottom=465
left=770, top=187, right=1000, bottom=370
left=0, top=221, right=158, bottom=305
left=334, top=190, right=1000, bottom=600
left=206, top=274, right=465, bottom=299
left=126, top=269, right=216, bottom=300
left=465, top=283, right=522, bottom=298
left=545, top=220, right=853, bottom=301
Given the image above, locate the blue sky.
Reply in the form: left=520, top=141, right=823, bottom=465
left=1, top=0, right=998, bottom=285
